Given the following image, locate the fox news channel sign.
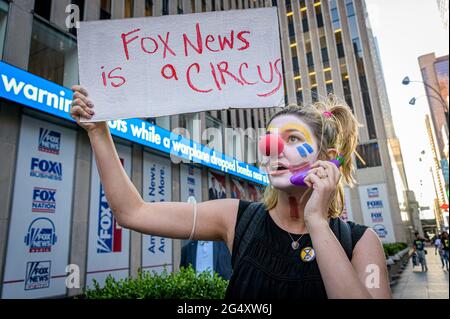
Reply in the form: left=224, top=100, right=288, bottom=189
left=2, top=116, right=76, bottom=298
left=0, top=61, right=268, bottom=186
left=142, top=153, right=173, bottom=274
left=86, top=144, right=131, bottom=288
left=358, top=183, right=395, bottom=243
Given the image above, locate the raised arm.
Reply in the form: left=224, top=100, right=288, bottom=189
left=70, top=86, right=239, bottom=249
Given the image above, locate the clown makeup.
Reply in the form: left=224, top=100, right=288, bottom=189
left=263, top=114, right=320, bottom=192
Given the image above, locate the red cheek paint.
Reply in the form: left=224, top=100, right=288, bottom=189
left=289, top=196, right=299, bottom=219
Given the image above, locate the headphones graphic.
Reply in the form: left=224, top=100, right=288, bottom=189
left=24, top=217, right=57, bottom=247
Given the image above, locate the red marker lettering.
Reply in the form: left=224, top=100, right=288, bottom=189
left=210, top=62, right=222, bottom=90
left=186, top=63, right=212, bottom=93
left=237, top=31, right=250, bottom=51
left=216, top=61, right=244, bottom=86
left=183, top=23, right=203, bottom=57
left=109, top=67, right=126, bottom=88
left=238, top=63, right=257, bottom=85
left=257, top=58, right=283, bottom=97
left=218, top=31, right=234, bottom=50
left=158, top=32, right=176, bottom=58
left=101, top=66, right=107, bottom=87
left=121, top=28, right=141, bottom=60
left=257, top=61, right=274, bottom=84
left=161, top=64, right=179, bottom=80
left=205, top=35, right=220, bottom=52
left=140, top=37, right=159, bottom=54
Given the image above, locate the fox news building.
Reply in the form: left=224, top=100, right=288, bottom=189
left=0, top=0, right=417, bottom=298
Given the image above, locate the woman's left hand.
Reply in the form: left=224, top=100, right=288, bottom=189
left=303, top=160, right=341, bottom=228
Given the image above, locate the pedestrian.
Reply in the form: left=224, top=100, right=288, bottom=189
left=412, top=232, right=428, bottom=272
left=434, top=234, right=441, bottom=255
left=70, top=86, right=391, bottom=298
left=440, top=231, right=449, bottom=271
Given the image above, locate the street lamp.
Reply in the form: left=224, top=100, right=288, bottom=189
left=402, top=76, right=448, bottom=112
left=409, top=95, right=447, bottom=106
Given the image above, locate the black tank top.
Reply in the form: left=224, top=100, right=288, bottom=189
left=225, top=200, right=368, bottom=299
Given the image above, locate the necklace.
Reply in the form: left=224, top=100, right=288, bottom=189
left=287, top=232, right=305, bottom=250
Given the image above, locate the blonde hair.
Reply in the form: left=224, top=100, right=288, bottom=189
left=263, top=95, right=360, bottom=218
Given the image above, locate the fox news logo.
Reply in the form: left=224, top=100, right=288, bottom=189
left=38, top=128, right=61, bottom=155
left=30, top=157, right=62, bottom=181
left=371, top=212, right=384, bottom=223
left=25, top=261, right=51, bottom=290
left=367, top=187, right=379, bottom=198
left=367, top=200, right=383, bottom=209
left=24, top=217, right=57, bottom=253
left=97, top=185, right=122, bottom=253
left=32, top=187, right=56, bottom=213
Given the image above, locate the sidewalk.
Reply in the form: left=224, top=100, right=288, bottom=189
left=392, top=247, right=449, bottom=299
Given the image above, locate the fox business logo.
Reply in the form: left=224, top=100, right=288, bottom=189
left=24, top=217, right=57, bottom=252
left=25, top=261, right=51, bottom=290
left=32, top=187, right=56, bottom=213
left=38, top=128, right=61, bottom=155
left=97, top=185, right=122, bottom=253
left=367, top=187, right=379, bottom=198
left=30, top=157, right=63, bottom=181
left=367, top=200, right=383, bottom=209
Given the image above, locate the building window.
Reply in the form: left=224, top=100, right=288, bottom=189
left=315, top=4, right=324, bottom=28
left=359, top=75, right=377, bottom=139
left=145, top=0, right=153, bottom=16
left=125, top=0, right=134, bottom=18
left=356, top=142, right=382, bottom=169
left=162, top=0, right=169, bottom=15
left=28, top=19, right=78, bottom=87
left=100, top=0, right=111, bottom=19
left=306, top=52, right=314, bottom=68
left=177, top=0, right=184, bottom=14
left=0, top=0, right=8, bottom=59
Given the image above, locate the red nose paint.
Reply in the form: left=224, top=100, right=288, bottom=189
left=258, top=133, right=284, bottom=156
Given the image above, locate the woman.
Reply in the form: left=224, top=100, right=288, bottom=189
left=70, top=85, right=391, bottom=299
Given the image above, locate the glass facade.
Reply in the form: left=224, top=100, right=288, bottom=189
left=28, top=19, right=78, bottom=87
left=345, top=0, right=377, bottom=139
left=0, top=0, right=8, bottom=59
left=356, top=142, right=382, bottom=169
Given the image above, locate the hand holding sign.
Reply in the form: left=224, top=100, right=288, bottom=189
left=70, top=86, right=107, bottom=133
left=77, top=8, right=284, bottom=122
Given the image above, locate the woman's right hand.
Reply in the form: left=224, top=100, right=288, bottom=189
left=70, top=85, right=107, bottom=134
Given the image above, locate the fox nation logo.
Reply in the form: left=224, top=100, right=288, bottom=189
left=32, top=187, right=56, bottom=213
left=38, top=128, right=61, bottom=155
left=25, top=261, right=51, bottom=290
left=24, top=217, right=57, bottom=253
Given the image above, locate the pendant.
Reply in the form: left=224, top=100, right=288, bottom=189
left=291, top=241, right=300, bottom=250
left=300, top=247, right=316, bottom=262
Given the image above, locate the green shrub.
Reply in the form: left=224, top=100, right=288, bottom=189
left=85, top=265, right=229, bottom=299
left=382, top=242, right=408, bottom=258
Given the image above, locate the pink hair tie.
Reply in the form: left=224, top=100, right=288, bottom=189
left=323, top=111, right=333, bottom=118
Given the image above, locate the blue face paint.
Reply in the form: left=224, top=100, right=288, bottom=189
left=302, top=143, right=314, bottom=154
left=296, top=145, right=307, bottom=158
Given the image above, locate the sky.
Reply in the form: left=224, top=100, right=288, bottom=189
left=365, top=0, right=449, bottom=218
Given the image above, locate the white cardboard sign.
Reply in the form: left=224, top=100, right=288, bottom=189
left=77, top=7, right=284, bottom=121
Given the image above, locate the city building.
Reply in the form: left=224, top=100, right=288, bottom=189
left=418, top=53, right=449, bottom=230
left=0, top=0, right=413, bottom=298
